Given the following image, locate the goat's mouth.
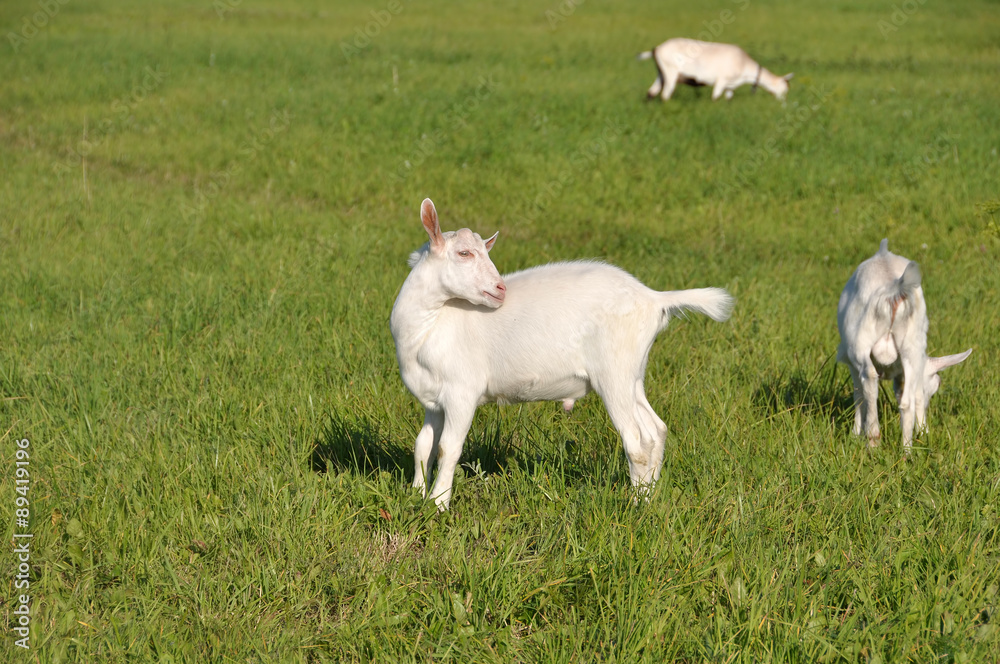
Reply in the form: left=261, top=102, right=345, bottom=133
left=483, top=290, right=505, bottom=305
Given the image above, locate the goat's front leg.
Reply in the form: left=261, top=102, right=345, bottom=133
left=427, top=403, right=477, bottom=511
left=413, top=409, right=444, bottom=496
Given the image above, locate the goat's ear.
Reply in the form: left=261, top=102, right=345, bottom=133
left=927, top=348, right=973, bottom=374
left=421, top=198, right=444, bottom=251
left=783, top=73, right=794, bottom=81
left=484, top=231, right=499, bottom=252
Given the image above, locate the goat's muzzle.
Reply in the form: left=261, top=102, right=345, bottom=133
left=485, top=281, right=506, bottom=306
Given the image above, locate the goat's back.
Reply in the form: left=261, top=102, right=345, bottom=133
left=466, top=261, right=662, bottom=342
left=436, top=262, right=672, bottom=403
left=837, top=244, right=927, bottom=362
left=442, top=261, right=661, bottom=373
left=658, top=39, right=753, bottom=78
left=503, top=260, right=655, bottom=311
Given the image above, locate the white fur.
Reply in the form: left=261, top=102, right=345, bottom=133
left=391, top=199, right=735, bottom=509
left=637, top=38, right=793, bottom=101
left=836, top=239, right=972, bottom=451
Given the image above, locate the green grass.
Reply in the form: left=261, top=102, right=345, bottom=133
left=2, top=0, right=999, bottom=660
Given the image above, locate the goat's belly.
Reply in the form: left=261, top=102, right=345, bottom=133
left=679, top=74, right=708, bottom=87
left=870, top=334, right=898, bottom=367
left=486, top=373, right=590, bottom=406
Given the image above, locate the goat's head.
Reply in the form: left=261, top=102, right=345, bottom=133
left=772, top=72, right=793, bottom=101
left=418, top=198, right=506, bottom=309
left=921, top=348, right=973, bottom=403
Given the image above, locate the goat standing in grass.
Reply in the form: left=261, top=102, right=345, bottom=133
left=391, top=198, right=734, bottom=509
left=837, top=239, right=972, bottom=451
left=638, top=39, right=793, bottom=101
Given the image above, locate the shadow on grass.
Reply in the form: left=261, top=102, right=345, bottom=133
left=311, top=407, right=606, bottom=487
left=311, top=413, right=410, bottom=478
left=752, top=356, right=856, bottom=425
left=460, top=414, right=522, bottom=477
left=464, top=406, right=616, bottom=485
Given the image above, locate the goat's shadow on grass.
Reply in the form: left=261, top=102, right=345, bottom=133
left=310, top=406, right=619, bottom=492
left=310, top=414, right=411, bottom=478
left=466, top=406, right=623, bottom=487
left=752, top=356, right=856, bottom=426
left=309, top=411, right=531, bottom=483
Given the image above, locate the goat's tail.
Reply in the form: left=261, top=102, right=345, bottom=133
left=659, top=287, right=735, bottom=324
left=637, top=49, right=655, bottom=61
left=881, top=261, right=922, bottom=324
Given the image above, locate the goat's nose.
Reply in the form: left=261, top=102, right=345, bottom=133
left=496, top=281, right=506, bottom=293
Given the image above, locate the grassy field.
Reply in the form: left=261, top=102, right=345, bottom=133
left=2, top=0, right=1000, bottom=660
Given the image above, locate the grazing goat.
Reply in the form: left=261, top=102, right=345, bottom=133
left=637, top=39, right=793, bottom=101
left=836, top=239, right=972, bottom=451
left=390, top=198, right=735, bottom=509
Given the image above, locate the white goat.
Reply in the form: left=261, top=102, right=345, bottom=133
left=390, top=199, right=735, bottom=509
left=637, top=39, right=793, bottom=101
left=836, top=239, right=972, bottom=451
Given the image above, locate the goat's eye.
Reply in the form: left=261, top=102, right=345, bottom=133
left=458, top=250, right=471, bottom=258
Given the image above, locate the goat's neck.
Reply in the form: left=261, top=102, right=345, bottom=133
left=391, top=267, right=449, bottom=357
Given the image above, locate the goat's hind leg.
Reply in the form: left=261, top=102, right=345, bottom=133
left=897, top=355, right=925, bottom=453
left=847, top=363, right=865, bottom=437
left=635, top=385, right=668, bottom=486
left=599, top=382, right=659, bottom=497
left=659, top=67, right=679, bottom=101
left=647, top=71, right=664, bottom=99
left=854, top=356, right=882, bottom=446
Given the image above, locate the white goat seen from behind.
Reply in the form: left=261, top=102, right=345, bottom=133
left=836, top=239, right=971, bottom=451
left=390, top=198, right=735, bottom=509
